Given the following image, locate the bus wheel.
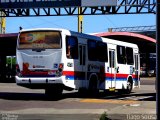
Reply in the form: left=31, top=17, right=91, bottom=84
left=45, top=86, right=63, bottom=98
left=78, top=87, right=88, bottom=97
left=45, top=89, right=52, bottom=96
left=88, top=76, right=98, bottom=96
left=126, top=79, right=133, bottom=94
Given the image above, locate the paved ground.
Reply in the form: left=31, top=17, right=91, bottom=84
left=0, top=77, right=156, bottom=120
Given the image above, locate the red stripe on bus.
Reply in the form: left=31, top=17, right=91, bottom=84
left=63, top=71, right=138, bottom=79
left=22, top=70, right=57, bottom=75
left=22, top=71, right=48, bottom=75
left=105, top=73, right=129, bottom=78
left=63, top=71, right=75, bottom=76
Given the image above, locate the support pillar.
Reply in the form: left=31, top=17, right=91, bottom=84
left=146, top=52, right=150, bottom=76
left=0, top=56, right=6, bottom=82
left=156, top=0, right=160, bottom=119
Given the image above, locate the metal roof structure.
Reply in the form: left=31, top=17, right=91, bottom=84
left=0, top=0, right=156, bottom=17
left=94, top=31, right=156, bottom=53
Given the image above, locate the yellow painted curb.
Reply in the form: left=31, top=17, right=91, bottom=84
left=80, top=99, right=138, bottom=104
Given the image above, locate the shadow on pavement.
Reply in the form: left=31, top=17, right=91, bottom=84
left=100, top=92, right=156, bottom=101
left=0, top=92, right=78, bottom=101
left=0, top=91, right=156, bottom=101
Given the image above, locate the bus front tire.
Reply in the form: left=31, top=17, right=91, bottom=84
left=78, top=87, right=88, bottom=97
left=45, top=87, right=63, bottom=98
left=125, top=79, right=133, bottom=94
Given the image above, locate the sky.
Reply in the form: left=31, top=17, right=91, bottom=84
left=6, top=13, right=156, bottom=34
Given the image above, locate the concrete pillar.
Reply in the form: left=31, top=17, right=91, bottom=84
left=0, top=56, right=6, bottom=82
left=156, top=0, right=160, bottom=119
left=146, top=52, right=150, bottom=76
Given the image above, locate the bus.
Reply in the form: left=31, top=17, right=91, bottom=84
left=140, top=53, right=156, bottom=77
left=6, top=56, right=16, bottom=79
left=15, top=28, right=140, bottom=96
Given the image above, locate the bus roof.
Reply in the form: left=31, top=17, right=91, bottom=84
left=19, top=28, right=67, bottom=33
left=102, top=37, right=138, bottom=49
left=19, top=28, right=101, bottom=40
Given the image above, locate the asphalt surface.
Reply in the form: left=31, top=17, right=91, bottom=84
left=140, top=77, right=156, bottom=85
left=0, top=77, right=156, bottom=120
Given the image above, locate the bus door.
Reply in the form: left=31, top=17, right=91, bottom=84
left=79, top=44, right=87, bottom=88
left=134, top=54, right=140, bottom=87
left=109, top=49, right=116, bottom=91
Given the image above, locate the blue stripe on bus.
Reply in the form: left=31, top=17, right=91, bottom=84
left=65, top=76, right=85, bottom=80
left=65, top=76, right=74, bottom=80
left=106, top=78, right=127, bottom=81
left=65, top=76, right=139, bottom=81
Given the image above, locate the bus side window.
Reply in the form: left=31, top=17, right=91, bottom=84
left=97, top=41, right=108, bottom=62
left=126, top=47, right=134, bottom=65
left=88, top=40, right=97, bottom=61
left=66, top=36, right=78, bottom=59
left=117, top=45, right=126, bottom=64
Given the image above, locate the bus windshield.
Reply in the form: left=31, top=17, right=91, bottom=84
left=18, top=31, right=61, bottom=49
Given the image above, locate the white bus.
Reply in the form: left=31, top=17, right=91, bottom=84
left=16, top=28, right=140, bottom=96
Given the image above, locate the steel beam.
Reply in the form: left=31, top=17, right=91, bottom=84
left=0, top=0, right=156, bottom=17
left=0, top=0, right=81, bottom=9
